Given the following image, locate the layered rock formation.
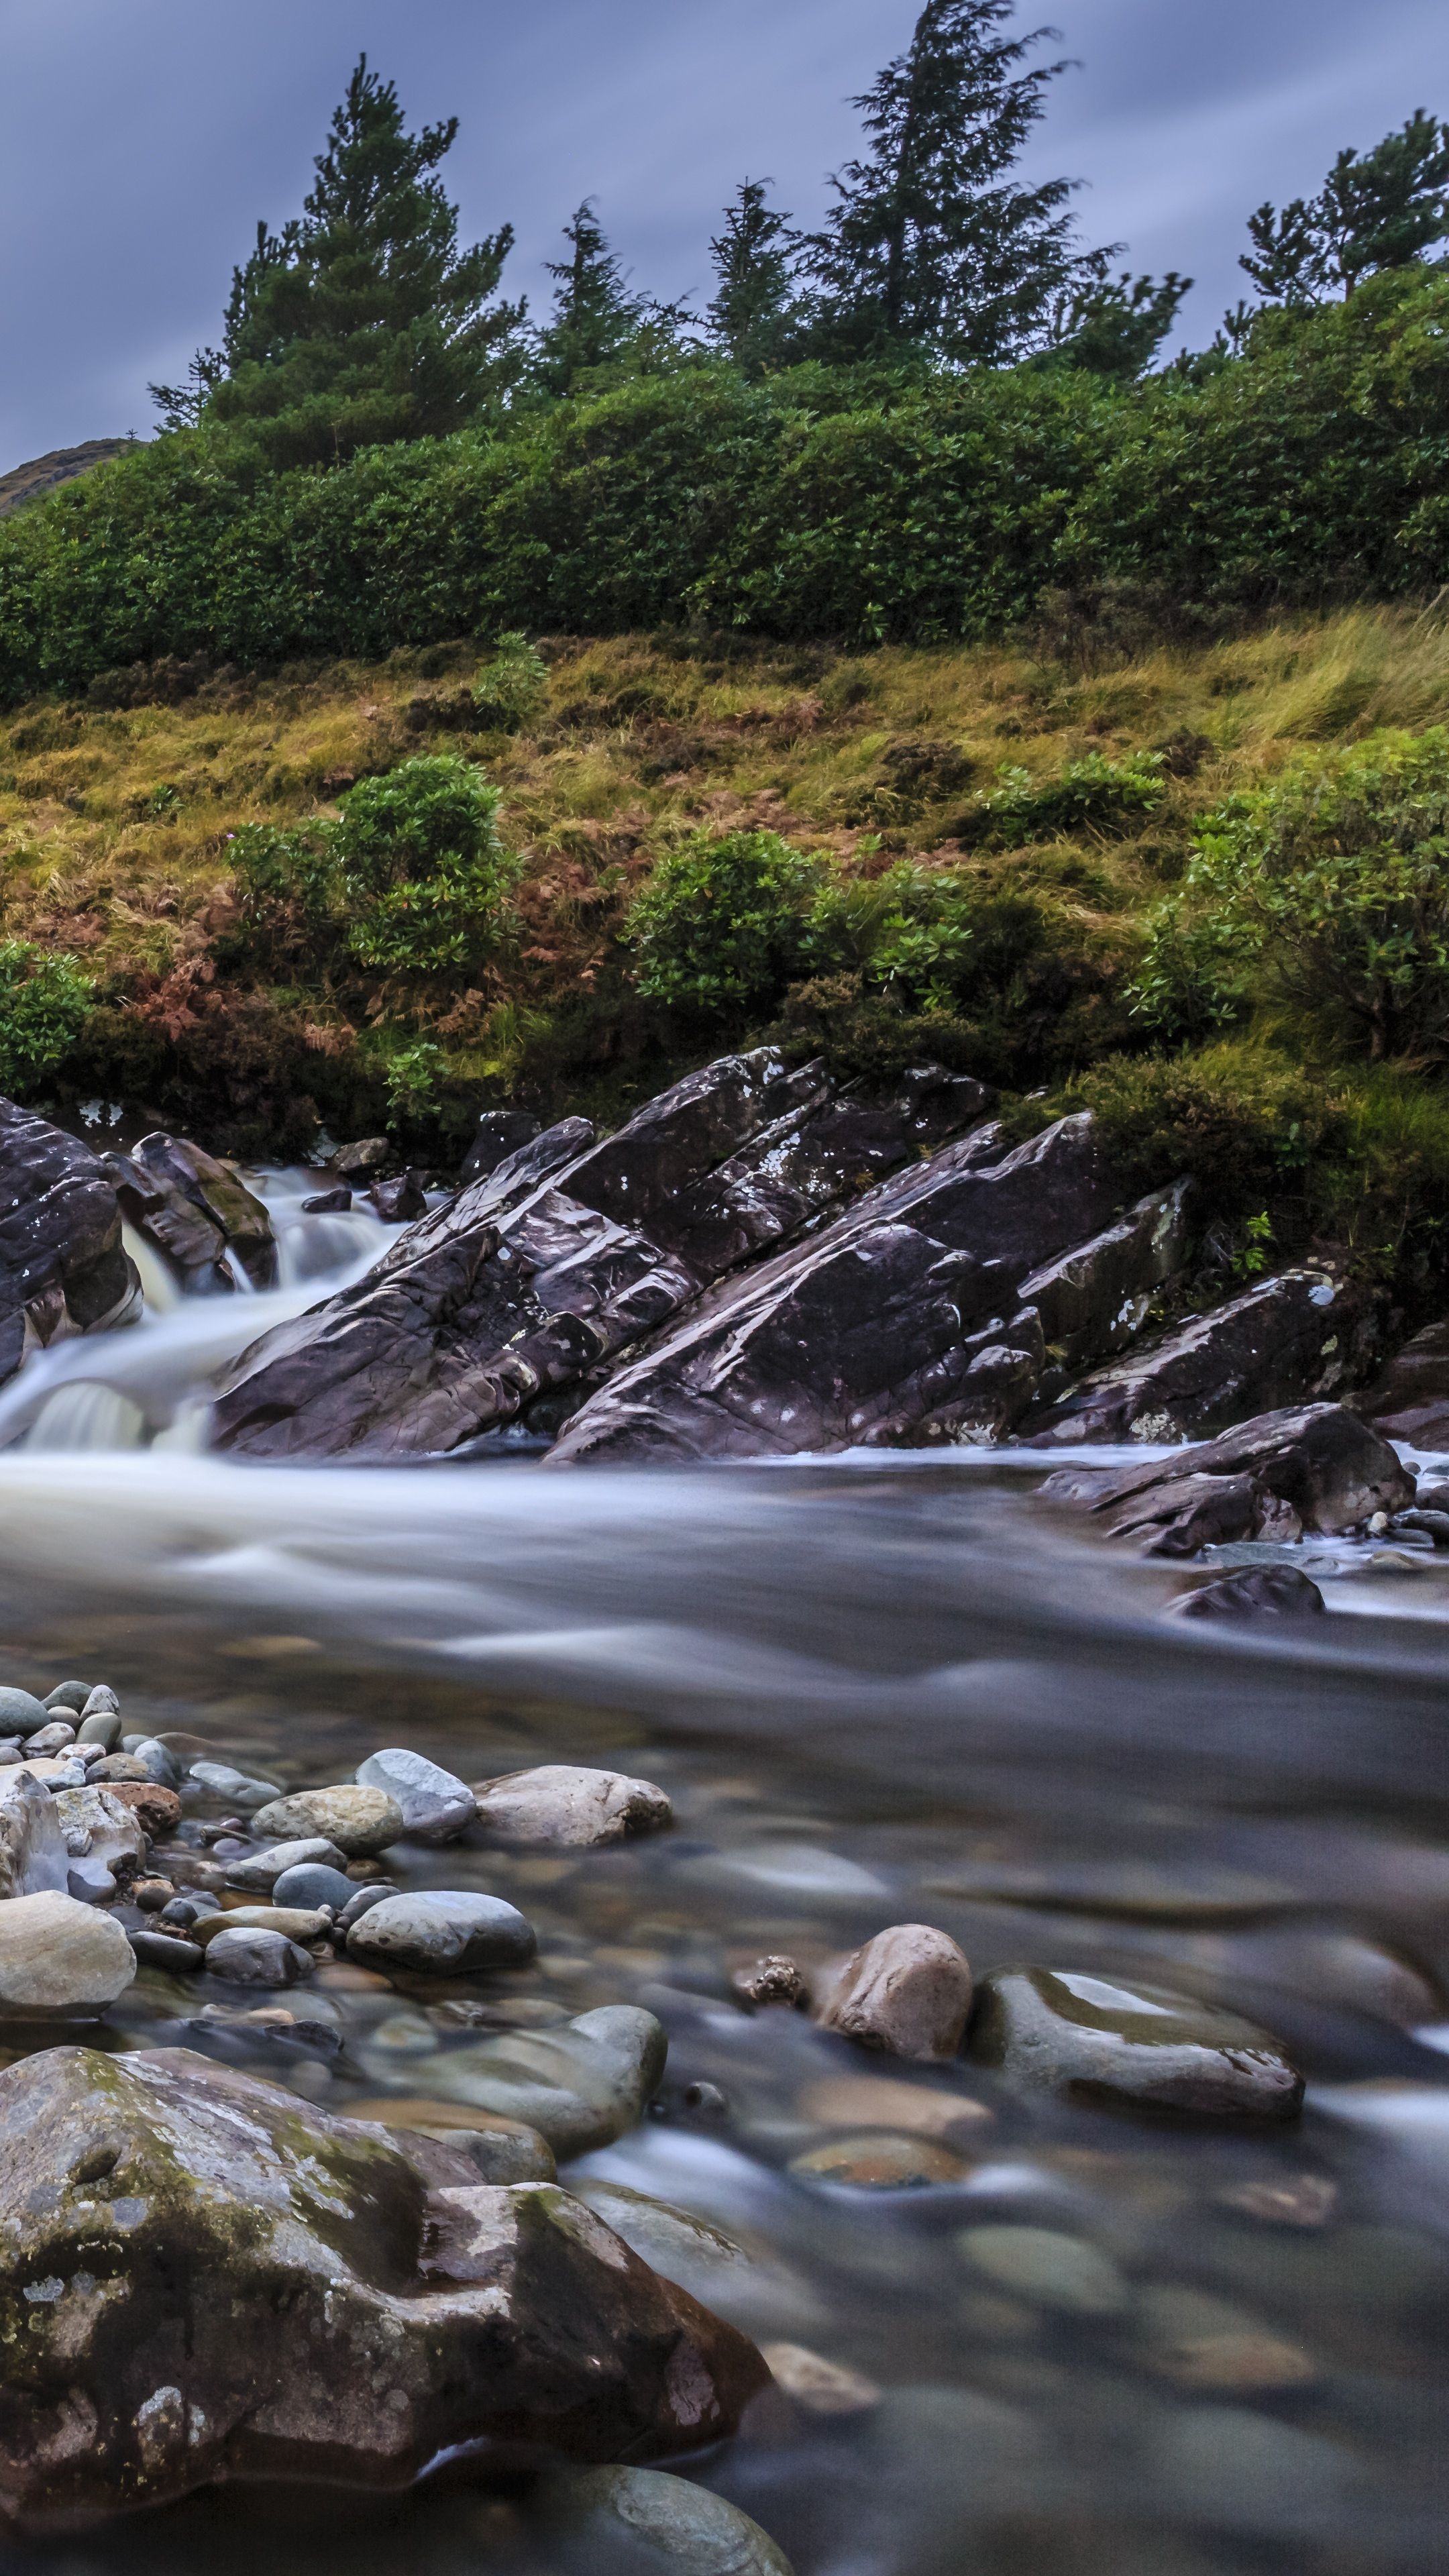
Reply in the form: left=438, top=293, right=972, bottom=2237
left=0, top=1101, right=140, bottom=1383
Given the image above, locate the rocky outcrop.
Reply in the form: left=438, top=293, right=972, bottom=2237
left=1352, top=1318, right=1449, bottom=1448
left=1024, top=1269, right=1363, bottom=1444
left=211, top=1053, right=988, bottom=1459
left=0, top=2045, right=767, bottom=2522
left=1018, top=1179, right=1191, bottom=1375
left=105, top=1133, right=274, bottom=1293
left=549, top=1113, right=1122, bottom=1461
left=1040, top=1402, right=1411, bottom=1554
left=0, top=1099, right=140, bottom=1383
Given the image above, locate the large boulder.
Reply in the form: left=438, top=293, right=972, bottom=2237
left=0, top=2046, right=767, bottom=2521
left=210, top=1053, right=986, bottom=1460
left=1352, top=1318, right=1449, bottom=1448
left=549, top=1113, right=1123, bottom=1462
left=1024, top=1269, right=1364, bottom=1444
left=0, top=1891, right=136, bottom=2014
left=0, top=1099, right=140, bottom=1383
left=1039, top=1402, right=1412, bottom=1554
left=104, top=1132, right=274, bottom=1293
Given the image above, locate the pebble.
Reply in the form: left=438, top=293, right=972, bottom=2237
left=0, top=1687, right=50, bottom=1737
left=799, top=2074, right=992, bottom=2142
left=732, top=1955, right=806, bottom=2007
left=968, top=1966, right=1305, bottom=2121
left=788, top=2132, right=971, bottom=2189
left=345, top=1890, right=536, bottom=1974
left=762, top=2341, right=880, bottom=2417
left=1215, top=2173, right=1339, bottom=2229
left=415, top=2003, right=668, bottom=2158
left=205, top=1927, right=315, bottom=1987
left=543, top=2467, right=794, bottom=2575
left=25, top=1721, right=76, bottom=1758
left=80, top=1686, right=119, bottom=1721
left=91, top=1754, right=152, bottom=1784
left=194, top=1905, right=330, bottom=1947
left=356, top=1746, right=476, bottom=1843
left=42, top=1681, right=92, bottom=1715
left=815, top=1925, right=973, bottom=2061
left=336, top=1883, right=393, bottom=1931
left=272, top=1862, right=356, bottom=1911
left=74, top=1710, right=123, bottom=1750
left=104, top=1781, right=182, bottom=1838
left=158, top=1896, right=205, bottom=1928
left=955, top=2225, right=1128, bottom=2315
left=189, top=1760, right=283, bottom=1809
left=250, top=1784, right=405, bottom=1856
left=129, top=1928, right=205, bottom=1974
left=225, top=1836, right=346, bottom=1892
left=471, top=1763, right=672, bottom=1847
left=124, top=1736, right=182, bottom=1786
left=0, top=1888, right=136, bottom=2013
left=133, top=1878, right=176, bottom=1911
left=1134, top=2285, right=1316, bottom=2389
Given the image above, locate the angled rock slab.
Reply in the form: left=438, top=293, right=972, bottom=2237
left=0, top=1097, right=140, bottom=1384
left=1352, top=1317, right=1449, bottom=1448
left=1018, top=1179, right=1191, bottom=1375
left=1024, top=1269, right=1364, bottom=1444
left=105, top=1133, right=274, bottom=1293
left=1039, top=1401, right=1411, bottom=1555
left=0, top=2045, right=767, bottom=2522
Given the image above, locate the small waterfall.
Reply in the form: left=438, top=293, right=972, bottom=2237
left=23, top=1382, right=148, bottom=1451
left=121, top=1221, right=181, bottom=1313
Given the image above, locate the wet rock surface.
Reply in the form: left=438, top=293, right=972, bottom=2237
left=1172, top=1565, right=1328, bottom=1621
left=1024, top=1269, right=1364, bottom=1444
left=1352, top=1316, right=1449, bottom=1446
left=472, top=1763, right=673, bottom=1846
left=542, top=2465, right=794, bottom=2575
left=356, top=1746, right=476, bottom=1842
left=345, top=1890, right=537, bottom=1974
left=0, top=1099, right=140, bottom=1384
left=812, top=1924, right=972, bottom=2061
left=409, top=2002, right=669, bottom=2157
left=105, top=1132, right=275, bottom=1293
left=969, top=1965, right=1305, bottom=2120
left=1040, top=1402, right=1411, bottom=1554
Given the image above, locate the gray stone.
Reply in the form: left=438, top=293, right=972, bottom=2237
left=128, top=1736, right=182, bottom=1786
left=42, top=1681, right=91, bottom=1715
left=249, top=1784, right=404, bottom=1856
left=0, top=1768, right=69, bottom=1900
left=417, top=2004, right=669, bottom=2157
left=301, top=1185, right=352, bottom=1215
left=130, top=1928, right=205, bottom=1974
left=814, top=1925, right=972, bottom=2061
left=52, top=1784, right=146, bottom=1888
left=543, top=2467, right=794, bottom=2574
left=346, top=1890, right=536, bottom=1975
left=225, top=1835, right=346, bottom=1891
left=21, top=1721, right=74, bottom=1758
left=75, top=1708, right=123, bottom=1750
left=472, top=1764, right=672, bottom=1847
left=1171, top=1566, right=1327, bottom=1621
left=103, top=1131, right=275, bottom=1294
left=954, top=2225, right=1128, bottom=2314
left=0, top=1686, right=50, bottom=1739
left=0, top=2045, right=767, bottom=2518
left=969, top=1966, right=1304, bottom=2121
left=0, top=1888, right=136, bottom=2014
left=1017, top=1179, right=1191, bottom=1373
left=80, top=1685, right=120, bottom=1720
left=272, top=1861, right=355, bottom=1911
left=1351, top=1316, right=1449, bottom=1448
left=1040, top=1403, right=1411, bottom=1556
left=356, top=1746, right=476, bottom=1843
left=328, top=1134, right=392, bottom=1177
left=1026, top=1269, right=1368, bottom=1444
left=0, top=1097, right=140, bottom=1386
left=188, top=1758, right=282, bottom=1809
left=337, top=1882, right=394, bottom=1931
left=204, top=1927, right=314, bottom=1988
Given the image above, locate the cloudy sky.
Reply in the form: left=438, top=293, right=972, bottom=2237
left=1, top=0, right=1446, bottom=466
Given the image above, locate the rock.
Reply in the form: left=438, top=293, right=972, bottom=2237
left=272, top=1860, right=355, bottom=1910
left=542, top=2467, right=794, bottom=2574
left=337, top=1882, right=394, bottom=1931
left=761, top=2342, right=879, bottom=2418
left=1216, top=2174, right=1338, bottom=2229
left=91, top=1753, right=152, bottom=1784
left=0, top=1769, right=69, bottom=1899
left=129, top=1928, right=204, bottom=1974
left=1352, top=1317, right=1449, bottom=1446
left=0, top=1686, right=50, bottom=1738
left=0, top=1889, right=136, bottom=2014
left=104, top=1131, right=274, bottom=1293
left=1039, top=1403, right=1412, bottom=1556
left=75, top=1707, right=122, bottom=1750
left=205, top=1927, right=314, bottom=1986
left=472, top=1764, right=672, bottom=1847
left=212, top=1053, right=987, bottom=1461
left=731, top=1955, right=806, bottom=2008
left=798, top=2076, right=991, bottom=2142
left=411, top=2004, right=668, bottom=2158
left=226, top=1835, right=347, bottom=1891
left=1172, top=1566, right=1327, bottom=1620
left=42, top=1680, right=91, bottom=1715
left=301, top=1185, right=351, bottom=1215
left=80, top=1684, right=119, bottom=1718
left=345, top=2098, right=557, bottom=2182
left=346, top=1890, right=536, bottom=1975
left=788, top=2134, right=971, bottom=2188
left=103, top=1780, right=182, bottom=1838
left=250, top=1784, right=405, bottom=1856
left=955, top=2226, right=1128, bottom=2314
left=1024, top=1269, right=1366, bottom=1444
left=968, top=1966, right=1304, bottom=2121
left=1016, top=1181, right=1191, bottom=1375
left=187, top=1758, right=282, bottom=1807
left=1134, top=2286, right=1315, bottom=2389
left=194, top=1905, right=330, bottom=1947
left=462, top=1108, right=541, bottom=1183
left=23, top=1721, right=75, bottom=1757
left=52, top=1784, right=146, bottom=1886
left=127, top=1735, right=182, bottom=1785
left=549, top=1112, right=1122, bottom=1463
left=132, top=1876, right=175, bottom=1911
left=0, top=1097, right=141, bottom=1385
left=814, top=1926, right=972, bottom=2061
left=329, top=1134, right=392, bottom=1177
left=356, top=1746, right=476, bottom=1843
left=370, top=1169, right=429, bottom=1223
left=0, top=2046, right=768, bottom=2518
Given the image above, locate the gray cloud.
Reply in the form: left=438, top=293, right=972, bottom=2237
left=1, top=0, right=1445, bottom=465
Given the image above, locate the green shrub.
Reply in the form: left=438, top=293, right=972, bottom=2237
left=625, top=829, right=822, bottom=1014
left=384, top=1038, right=443, bottom=1131
left=1132, top=727, right=1449, bottom=1056
left=330, top=755, right=520, bottom=975
left=227, top=822, right=341, bottom=972
left=0, top=943, right=93, bottom=1094
left=472, top=631, right=549, bottom=732
left=973, top=750, right=1165, bottom=847
left=1063, top=1042, right=1333, bottom=1220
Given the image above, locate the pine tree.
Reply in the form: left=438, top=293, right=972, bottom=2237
left=1045, top=254, right=1191, bottom=377
left=803, top=0, right=1091, bottom=364
left=1240, top=110, right=1449, bottom=309
left=708, top=179, right=802, bottom=371
left=532, top=202, right=690, bottom=394
left=150, top=58, right=522, bottom=464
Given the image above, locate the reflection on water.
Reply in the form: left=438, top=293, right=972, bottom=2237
left=0, top=1177, right=1446, bottom=2571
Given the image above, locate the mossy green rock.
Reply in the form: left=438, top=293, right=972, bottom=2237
left=969, top=1966, right=1303, bottom=2121
left=0, top=2044, right=768, bottom=2522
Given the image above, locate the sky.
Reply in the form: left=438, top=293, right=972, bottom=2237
left=1, top=0, right=1446, bottom=466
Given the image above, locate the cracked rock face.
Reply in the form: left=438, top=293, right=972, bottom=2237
left=104, top=1134, right=275, bottom=1295
left=1038, top=1403, right=1411, bottom=1554
left=0, top=1100, right=140, bottom=1385
left=1024, top=1269, right=1366, bottom=1444
left=0, top=2046, right=767, bottom=2524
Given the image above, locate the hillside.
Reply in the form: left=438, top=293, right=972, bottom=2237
left=0, top=439, right=142, bottom=519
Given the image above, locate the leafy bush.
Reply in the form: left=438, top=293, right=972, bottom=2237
left=625, top=829, right=822, bottom=1014
left=1132, top=727, right=1449, bottom=1057
left=0, top=943, right=93, bottom=1094
left=973, top=750, right=1165, bottom=846
left=330, top=756, right=520, bottom=974
left=384, top=1038, right=443, bottom=1130
left=227, top=822, right=341, bottom=972
left=472, top=631, right=549, bottom=732
left=1063, top=1042, right=1333, bottom=1221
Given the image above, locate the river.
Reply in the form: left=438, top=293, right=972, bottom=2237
left=1, top=1174, right=1446, bottom=2574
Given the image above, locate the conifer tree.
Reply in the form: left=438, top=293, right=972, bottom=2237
left=708, top=179, right=802, bottom=371
left=1045, top=253, right=1191, bottom=377
left=1240, top=110, right=1449, bottom=308
left=150, top=58, right=522, bottom=463
left=804, top=0, right=1091, bottom=363
left=532, top=202, right=691, bottom=394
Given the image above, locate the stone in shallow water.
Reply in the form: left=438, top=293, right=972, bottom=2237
left=226, top=1834, right=345, bottom=1890
left=0, top=2045, right=767, bottom=2521
left=346, top=1890, right=536, bottom=1975
left=0, top=1768, right=70, bottom=1900
left=417, top=2003, right=668, bottom=2157
left=205, top=1926, right=313, bottom=1987
left=813, top=1923, right=972, bottom=2061
left=250, top=1784, right=405, bottom=1856
left=542, top=2467, right=794, bottom=2575
left=1172, top=1565, right=1326, bottom=1621
left=272, top=1860, right=355, bottom=1911
left=955, top=2224, right=1128, bottom=2315
left=968, top=1966, right=1304, bottom=2122
left=472, top=1764, right=672, bottom=1847
left=761, top=2341, right=879, bottom=2418
left=798, top=2074, right=991, bottom=2142
left=189, top=1759, right=282, bottom=1809
left=0, top=1888, right=136, bottom=2015
left=1134, top=2284, right=1316, bottom=2389
left=356, top=1746, right=476, bottom=1843
left=788, top=2132, right=971, bottom=2189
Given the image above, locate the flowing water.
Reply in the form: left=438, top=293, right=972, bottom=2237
left=1, top=1177, right=1448, bottom=2575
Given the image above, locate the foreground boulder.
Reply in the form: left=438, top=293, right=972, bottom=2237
left=0, top=2047, right=767, bottom=2521
left=211, top=1053, right=987, bottom=1459
left=105, top=1133, right=274, bottom=1293
left=1038, top=1403, right=1411, bottom=1554
left=1024, top=1270, right=1366, bottom=1444
left=0, top=1099, right=140, bottom=1383
left=1352, top=1318, right=1449, bottom=1448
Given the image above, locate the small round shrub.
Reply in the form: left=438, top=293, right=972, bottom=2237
left=0, top=943, right=93, bottom=1095
left=625, top=830, right=822, bottom=1014
left=472, top=633, right=549, bottom=733
left=330, top=756, right=521, bottom=975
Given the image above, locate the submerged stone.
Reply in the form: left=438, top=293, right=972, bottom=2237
left=415, top=2003, right=669, bottom=2157
left=968, top=1966, right=1304, bottom=2121
left=542, top=2466, right=794, bottom=2574
left=955, top=2224, right=1128, bottom=2314
left=788, top=2133, right=971, bottom=2188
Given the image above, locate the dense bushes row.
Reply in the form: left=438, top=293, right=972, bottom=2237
left=3, top=272, right=1449, bottom=698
